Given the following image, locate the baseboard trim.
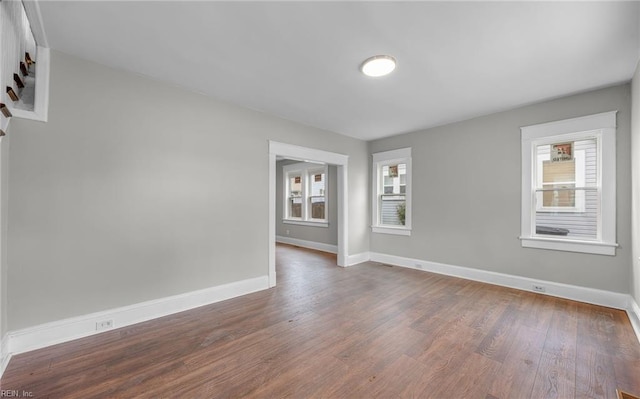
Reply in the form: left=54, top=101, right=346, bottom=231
left=628, top=298, right=640, bottom=344
left=344, top=251, right=370, bottom=267
left=276, top=236, right=337, bottom=254
left=0, top=333, right=10, bottom=377
left=7, top=275, right=269, bottom=357
left=369, top=252, right=630, bottom=310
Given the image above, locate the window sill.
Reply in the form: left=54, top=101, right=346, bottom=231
left=372, top=226, right=411, bottom=236
left=519, top=236, right=617, bottom=256
left=283, top=219, right=328, bottom=228
left=536, top=208, right=586, bottom=214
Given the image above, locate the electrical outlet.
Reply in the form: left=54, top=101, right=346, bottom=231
left=286, top=229, right=290, bottom=236
left=96, top=320, right=113, bottom=331
left=414, top=263, right=423, bottom=269
left=532, top=284, right=546, bottom=293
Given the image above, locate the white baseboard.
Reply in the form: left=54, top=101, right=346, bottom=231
left=276, top=236, right=337, bottom=254
left=7, top=275, right=269, bottom=357
left=369, top=252, right=631, bottom=310
left=0, top=333, right=10, bottom=377
left=628, top=297, right=640, bottom=344
left=344, top=252, right=370, bottom=267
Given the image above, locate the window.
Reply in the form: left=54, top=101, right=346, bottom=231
left=520, top=111, right=617, bottom=255
left=283, top=162, right=328, bottom=227
left=372, top=148, right=411, bottom=235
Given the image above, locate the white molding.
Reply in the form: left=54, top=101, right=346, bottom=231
left=269, top=141, right=349, bottom=166
left=344, top=252, right=370, bottom=267
left=276, top=235, right=337, bottom=254
left=521, top=111, right=617, bottom=138
left=6, top=276, right=269, bottom=356
left=628, top=297, right=640, bottom=344
left=269, top=141, right=349, bottom=275
left=22, top=0, right=49, bottom=48
left=282, top=220, right=329, bottom=228
left=0, top=333, right=10, bottom=378
left=369, top=252, right=630, bottom=310
left=372, top=226, right=411, bottom=236
left=268, top=152, right=277, bottom=287
left=336, top=164, right=348, bottom=267
left=520, top=237, right=618, bottom=256
left=372, top=147, right=411, bottom=163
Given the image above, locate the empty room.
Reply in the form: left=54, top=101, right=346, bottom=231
left=0, top=1, right=639, bottom=398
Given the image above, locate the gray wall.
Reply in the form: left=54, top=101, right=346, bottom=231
left=632, top=63, right=640, bottom=306
left=275, top=160, right=338, bottom=246
left=369, top=84, right=632, bottom=293
left=7, top=50, right=369, bottom=330
left=0, top=134, right=8, bottom=337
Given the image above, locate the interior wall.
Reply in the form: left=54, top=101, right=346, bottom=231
left=0, top=134, right=8, bottom=337
left=275, top=160, right=338, bottom=246
left=369, top=84, right=632, bottom=293
left=632, top=63, right=640, bottom=306
left=7, top=50, right=369, bottom=331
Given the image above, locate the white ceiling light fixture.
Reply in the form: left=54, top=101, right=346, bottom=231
left=361, top=55, right=397, bottom=77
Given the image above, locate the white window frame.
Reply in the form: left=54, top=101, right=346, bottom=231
left=283, top=162, right=329, bottom=227
left=520, top=111, right=617, bottom=256
left=372, top=148, right=412, bottom=236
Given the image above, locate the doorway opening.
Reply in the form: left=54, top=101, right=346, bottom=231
left=268, top=141, right=349, bottom=287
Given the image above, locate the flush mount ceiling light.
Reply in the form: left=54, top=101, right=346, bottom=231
left=360, top=55, right=396, bottom=77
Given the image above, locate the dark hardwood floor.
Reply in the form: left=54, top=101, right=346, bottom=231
left=2, top=244, right=640, bottom=398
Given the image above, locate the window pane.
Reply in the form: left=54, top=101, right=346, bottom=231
left=289, top=197, right=302, bottom=218
left=543, top=160, right=575, bottom=185
left=310, top=172, right=325, bottom=196
left=535, top=192, right=597, bottom=239
left=380, top=195, right=406, bottom=226
left=289, top=175, right=302, bottom=196
left=288, top=174, right=302, bottom=218
left=310, top=196, right=325, bottom=220
left=381, top=163, right=407, bottom=195
left=541, top=185, right=576, bottom=207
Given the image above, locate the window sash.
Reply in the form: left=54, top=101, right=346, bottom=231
left=377, top=166, right=408, bottom=227
left=535, top=145, right=591, bottom=213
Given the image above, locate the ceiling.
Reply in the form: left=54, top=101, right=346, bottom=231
left=38, top=1, right=639, bottom=141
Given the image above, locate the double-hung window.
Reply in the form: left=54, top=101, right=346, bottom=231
left=283, top=162, right=328, bottom=227
left=520, top=111, right=617, bottom=255
left=372, top=148, right=412, bottom=235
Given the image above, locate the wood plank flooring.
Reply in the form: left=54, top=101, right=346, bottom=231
left=2, top=244, right=640, bottom=398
